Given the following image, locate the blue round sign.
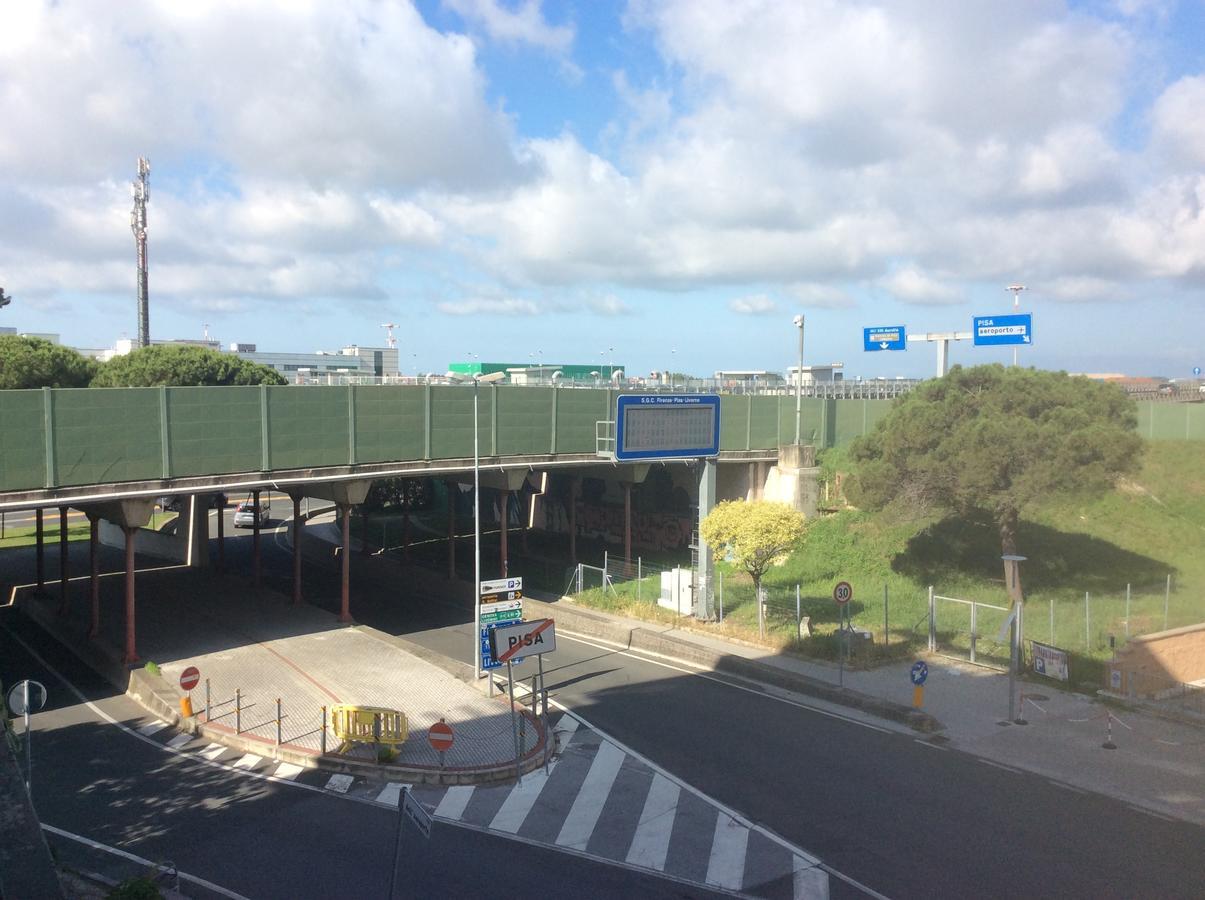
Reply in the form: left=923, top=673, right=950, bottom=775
left=1195, top=367, right=1202, bottom=377
left=910, top=661, right=929, bottom=686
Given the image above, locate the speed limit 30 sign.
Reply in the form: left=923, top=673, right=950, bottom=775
left=833, top=581, right=853, bottom=605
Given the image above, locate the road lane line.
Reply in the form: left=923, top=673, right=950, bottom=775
left=375, top=782, right=408, bottom=807
left=977, top=758, right=1021, bottom=774
left=137, top=721, right=169, bottom=736
left=914, top=738, right=948, bottom=751
left=434, top=785, right=475, bottom=821
left=556, top=741, right=627, bottom=851
left=705, top=812, right=749, bottom=890
left=200, top=743, right=227, bottom=761
left=272, top=763, right=305, bottom=781
left=1048, top=780, right=1086, bottom=794
left=794, top=856, right=831, bottom=900
left=42, top=824, right=252, bottom=900
left=555, top=714, right=581, bottom=739
left=232, top=754, right=261, bottom=770
left=166, top=733, right=192, bottom=750
left=625, top=773, right=679, bottom=871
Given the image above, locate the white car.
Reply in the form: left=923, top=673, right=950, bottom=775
left=233, top=502, right=269, bottom=528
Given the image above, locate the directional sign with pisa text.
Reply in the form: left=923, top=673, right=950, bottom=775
left=973, top=314, right=1032, bottom=347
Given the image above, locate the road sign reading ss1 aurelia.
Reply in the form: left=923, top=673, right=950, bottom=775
left=863, top=326, right=906, bottom=352
left=973, top=314, right=1032, bottom=347
left=615, top=394, right=720, bottom=462
left=490, top=618, right=557, bottom=664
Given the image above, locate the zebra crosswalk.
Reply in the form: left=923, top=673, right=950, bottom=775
left=132, top=711, right=827, bottom=899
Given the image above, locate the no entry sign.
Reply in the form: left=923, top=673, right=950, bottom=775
left=427, top=719, right=454, bottom=752
left=179, top=666, right=201, bottom=692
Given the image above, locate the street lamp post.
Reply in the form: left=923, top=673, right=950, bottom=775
left=473, top=370, right=506, bottom=680
left=1006, top=285, right=1027, bottom=367
left=1002, top=553, right=1028, bottom=724
left=793, top=315, right=805, bottom=444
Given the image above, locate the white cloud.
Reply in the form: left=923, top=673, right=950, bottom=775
left=881, top=268, right=960, bottom=305
left=588, top=295, right=633, bottom=316
left=1151, top=76, right=1205, bottom=169
left=437, top=297, right=541, bottom=316
left=444, top=0, right=574, bottom=53
left=729, top=294, right=777, bottom=315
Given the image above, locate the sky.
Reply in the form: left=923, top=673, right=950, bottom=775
left=1, top=0, right=1203, bottom=380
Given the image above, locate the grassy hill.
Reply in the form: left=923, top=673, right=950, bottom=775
left=574, top=440, right=1205, bottom=682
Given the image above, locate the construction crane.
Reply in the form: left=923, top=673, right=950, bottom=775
left=380, top=322, right=399, bottom=350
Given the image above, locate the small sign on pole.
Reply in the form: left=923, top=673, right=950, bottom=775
left=402, top=786, right=432, bottom=840
left=833, top=581, right=853, bottom=605
left=179, top=666, right=201, bottom=692
left=8, top=680, right=47, bottom=797
left=428, top=719, right=454, bottom=768
left=490, top=618, right=557, bottom=664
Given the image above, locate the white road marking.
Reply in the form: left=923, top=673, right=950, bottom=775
left=166, top=733, right=192, bottom=750
left=625, top=773, right=679, bottom=871
left=272, top=763, right=305, bottom=781
left=1129, top=804, right=1175, bottom=822
left=490, top=761, right=560, bottom=833
left=555, top=714, right=581, bottom=739
left=705, top=812, right=749, bottom=890
left=434, top=785, right=475, bottom=821
left=325, top=774, right=354, bottom=794
left=1048, top=780, right=1087, bottom=794
left=375, top=782, right=409, bottom=807
left=977, top=758, right=1021, bottom=774
left=914, top=738, right=948, bottom=751
left=232, top=754, right=261, bottom=770
left=556, top=741, right=627, bottom=850
left=200, top=743, right=227, bottom=761
left=794, top=857, right=833, bottom=900
left=137, top=721, right=169, bottom=736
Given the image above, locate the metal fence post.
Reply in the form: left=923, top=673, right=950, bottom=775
left=235, top=689, right=242, bottom=734
left=1125, top=583, right=1131, bottom=639
left=795, top=584, right=801, bottom=634
left=927, top=586, right=935, bottom=652
left=205, top=678, right=211, bottom=722
left=718, top=571, right=724, bottom=622
left=1085, top=592, right=1091, bottom=649
left=637, top=557, right=642, bottom=604
left=1050, top=596, right=1055, bottom=644
left=883, top=584, right=889, bottom=651
left=321, top=705, right=327, bottom=754
left=1164, top=574, right=1170, bottom=630
left=970, top=601, right=978, bottom=665
left=276, top=698, right=282, bottom=746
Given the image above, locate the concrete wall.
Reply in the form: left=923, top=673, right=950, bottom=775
left=1109, top=623, right=1205, bottom=695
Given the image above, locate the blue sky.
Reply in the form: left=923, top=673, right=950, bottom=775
left=1, top=0, right=1203, bottom=379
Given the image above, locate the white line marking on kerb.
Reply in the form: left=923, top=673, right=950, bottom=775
left=977, top=758, right=1021, bottom=774
left=625, top=773, right=679, bottom=871
left=705, top=812, right=749, bottom=890
left=434, top=785, right=475, bottom=821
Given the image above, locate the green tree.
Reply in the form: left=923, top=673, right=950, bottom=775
left=92, top=345, right=286, bottom=387
left=0, top=334, right=97, bottom=389
left=846, top=365, right=1143, bottom=587
left=701, top=500, right=807, bottom=630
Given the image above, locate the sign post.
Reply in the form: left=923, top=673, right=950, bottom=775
left=8, top=680, right=47, bottom=799
left=488, top=619, right=558, bottom=787
left=390, top=786, right=431, bottom=899
left=179, top=666, right=200, bottom=718
left=480, top=577, right=524, bottom=682
left=833, top=582, right=852, bottom=688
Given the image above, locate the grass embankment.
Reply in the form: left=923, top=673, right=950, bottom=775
left=573, top=441, right=1205, bottom=679
left=0, top=510, right=178, bottom=550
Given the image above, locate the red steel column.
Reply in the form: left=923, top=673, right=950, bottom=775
left=88, top=513, right=100, bottom=639
left=292, top=495, right=302, bottom=606
left=252, top=488, right=262, bottom=589
left=35, top=508, right=45, bottom=591
left=446, top=482, right=456, bottom=580
left=339, top=503, right=352, bottom=623
left=58, top=506, right=70, bottom=615
left=123, top=525, right=138, bottom=665
left=623, top=482, right=632, bottom=564
left=499, top=490, right=509, bottom=578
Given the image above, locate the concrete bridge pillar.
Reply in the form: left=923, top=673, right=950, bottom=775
left=569, top=476, right=580, bottom=565
left=88, top=498, right=155, bottom=664
left=764, top=444, right=820, bottom=518
left=696, top=459, right=717, bottom=619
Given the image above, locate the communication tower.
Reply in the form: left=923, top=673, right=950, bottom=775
left=380, top=322, right=399, bottom=350
left=131, top=158, right=151, bottom=347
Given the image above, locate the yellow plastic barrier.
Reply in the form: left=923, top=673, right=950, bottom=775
left=330, top=704, right=408, bottom=753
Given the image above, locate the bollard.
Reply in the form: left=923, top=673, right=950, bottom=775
left=205, top=679, right=211, bottom=722
left=321, top=705, right=327, bottom=754
left=180, top=695, right=194, bottom=718
left=531, top=675, right=538, bottom=719
left=236, top=688, right=242, bottom=734
left=276, top=698, right=282, bottom=746
left=1103, top=712, right=1117, bottom=750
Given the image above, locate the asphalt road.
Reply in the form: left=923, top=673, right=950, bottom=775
left=0, top=609, right=728, bottom=900
left=249, top=534, right=1205, bottom=900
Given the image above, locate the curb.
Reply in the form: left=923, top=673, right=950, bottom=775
left=527, top=595, right=944, bottom=734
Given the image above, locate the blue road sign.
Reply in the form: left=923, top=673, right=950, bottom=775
left=910, top=661, right=929, bottom=686
left=1195, top=367, right=1201, bottom=377
left=615, top=394, right=721, bottom=462
left=973, top=313, right=1032, bottom=347
left=863, top=326, right=906, bottom=352
left=481, top=618, right=523, bottom=670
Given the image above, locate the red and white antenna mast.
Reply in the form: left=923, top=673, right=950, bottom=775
left=380, top=322, right=399, bottom=350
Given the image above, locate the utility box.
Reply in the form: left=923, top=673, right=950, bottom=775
left=659, top=568, right=694, bottom=616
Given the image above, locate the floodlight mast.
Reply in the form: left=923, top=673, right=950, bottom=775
left=131, top=158, right=151, bottom=347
